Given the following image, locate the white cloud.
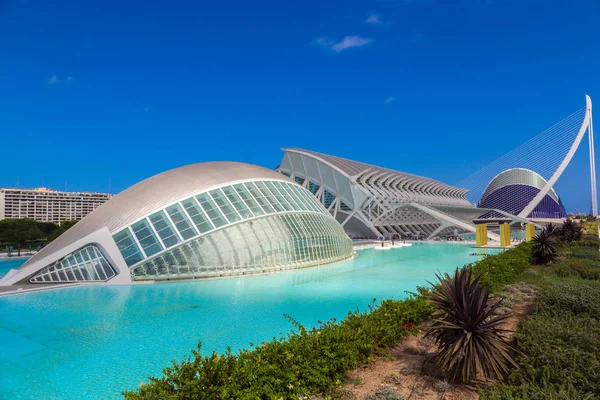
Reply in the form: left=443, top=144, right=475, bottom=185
left=48, top=75, right=73, bottom=85
left=365, top=14, right=381, bottom=25
left=315, top=37, right=335, bottom=47
left=316, top=36, right=373, bottom=52
left=384, top=97, right=394, bottom=103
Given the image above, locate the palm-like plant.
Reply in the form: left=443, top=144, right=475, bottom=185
left=532, top=229, right=559, bottom=264
left=425, top=267, right=518, bottom=383
left=560, top=219, right=583, bottom=242
left=544, top=222, right=560, bottom=238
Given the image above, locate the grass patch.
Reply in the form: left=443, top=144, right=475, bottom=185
left=481, top=277, right=600, bottom=399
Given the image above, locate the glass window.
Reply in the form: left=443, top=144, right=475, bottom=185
left=113, top=229, right=145, bottom=266
left=233, top=184, right=264, bottom=216
left=281, top=183, right=310, bottom=211
left=273, top=181, right=302, bottom=210
left=244, top=182, right=275, bottom=213
left=264, top=181, right=293, bottom=211
left=181, top=197, right=213, bottom=233
left=246, top=182, right=275, bottom=214
left=209, top=189, right=240, bottom=223
left=254, top=181, right=284, bottom=212
left=323, top=189, right=336, bottom=208
left=308, top=181, right=320, bottom=195
left=149, top=210, right=180, bottom=248
left=30, top=245, right=116, bottom=283
left=131, top=219, right=163, bottom=257
left=166, top=204, right=198, bottom=240
left=196, top=194, right=228, bottom=227
left=221, top=186, right=254, bottom=219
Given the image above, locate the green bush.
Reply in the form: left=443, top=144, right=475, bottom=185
left=124, top=296, right=434, bottom=400
left=481, top=279, right=600, bottom=399
left=554, top=259, right=600, bottom=280
left=469, top=242, right=533, bottom=291
left=569, top=245, right=600, bottom=260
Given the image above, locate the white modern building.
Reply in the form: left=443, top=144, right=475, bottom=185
left=277, top=149, right=530, bottom=240
left=0, top=162, right=353, bottom=287
left=0, top=187, right=112, bottom=224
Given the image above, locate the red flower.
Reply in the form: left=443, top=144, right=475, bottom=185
left=402, top=322, right=414, bottom=329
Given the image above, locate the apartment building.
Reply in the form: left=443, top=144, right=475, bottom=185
left=0, top=187, right=113, bottom=224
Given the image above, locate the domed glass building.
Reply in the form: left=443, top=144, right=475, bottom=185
left=0, top=162, right=353, bottom=286
left=479, top=168, right=567, bottom=219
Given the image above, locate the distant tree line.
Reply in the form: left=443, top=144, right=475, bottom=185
left=0, top=219, right=77, bottom=256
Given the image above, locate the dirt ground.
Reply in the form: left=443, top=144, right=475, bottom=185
left=337, top=284, right=537, bottom=400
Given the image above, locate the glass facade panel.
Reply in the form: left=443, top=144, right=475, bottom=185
left=233, top=184, right=264, bottom=216
left=181, top=197, right=213, bottom=233
left=196, top=194, right=228, bottom=227
left=308, top=181, right=320, bottom=195
left=130, top=212, right=352, bottom=281
left=113, top=228, right=144, bottom=266
left=30, top=245, right=116, bottom=283
left=324, top=190, right=336, bottom=208
left=221, top=186, right=254, bottom=219
left=131, top=219, right=163, bottom=257
left=264, top=181, right=293, bottom=211
left=209, top=189, right=241, bottom=223
left=114, top=178, right=349, bottom=271
left=254, top=181, right=284, bottom=212
left=245, top=182, right=275, bottom=213
left=166, top=204, right=198, bottom=240
left=149, top=210, right=180, bottom=248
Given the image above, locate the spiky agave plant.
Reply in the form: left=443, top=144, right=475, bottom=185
left=425, top=267, right=518, bottom=383
left=532, top=229, right=559, bottom=264
left=544, top=222, right=560, bottom=238
left=560, top=219, right=583, bottom=242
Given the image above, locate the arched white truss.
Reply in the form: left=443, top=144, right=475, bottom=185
left=519, top=95, right=596, bottom=217
left=457, top=95, right=597, bottom=219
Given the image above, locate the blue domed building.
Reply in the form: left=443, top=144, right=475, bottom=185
left=479, top=168, right=567, bottom=219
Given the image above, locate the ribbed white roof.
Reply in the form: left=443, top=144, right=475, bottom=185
left=23, top=162, right=290, bottom=267
left=283, top=148, right=469, bottom=196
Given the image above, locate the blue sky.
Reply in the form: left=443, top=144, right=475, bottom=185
left=1, top=0, right=599, bottom=213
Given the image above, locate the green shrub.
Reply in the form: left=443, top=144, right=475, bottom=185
left=581, top=234, right=600, bottom=242
left=470, top=242, right=532, bottom=291
left=554, top=259, right=600, bottom=280
left=481, top=279, right=600, bottom=399
left=124, top=296, right=434, bottom=399
left=569, top=245, right=600, bottom=260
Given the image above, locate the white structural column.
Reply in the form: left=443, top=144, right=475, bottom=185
left=589, top=99, right=598, bottom=216
left=519, top=95, right=593, bottom=218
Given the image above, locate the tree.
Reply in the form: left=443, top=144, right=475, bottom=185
left=60, top=220, right=78, bottom=230
left=0, top=219, right=43, bottom=256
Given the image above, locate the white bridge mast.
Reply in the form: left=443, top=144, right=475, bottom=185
left=588, top=95, right=597, bottom=217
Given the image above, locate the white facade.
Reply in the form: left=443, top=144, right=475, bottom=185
left=277, top=149, right=530, bottom=240
left=0, top=188, right=112, bottom=224
left=1, top=162, right=353, bottom=286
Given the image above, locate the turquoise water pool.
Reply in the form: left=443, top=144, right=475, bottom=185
left=0, top=243, right=500, bottom=399
left=0, top=258, right=27, bottom=279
